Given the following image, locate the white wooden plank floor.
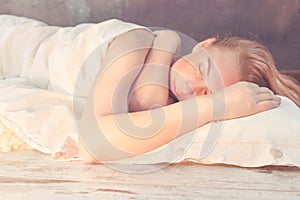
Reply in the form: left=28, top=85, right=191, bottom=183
left=0, top=150, right=300, bottom=200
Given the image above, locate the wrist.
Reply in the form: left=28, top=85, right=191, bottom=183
left=152, top=30, right=181, bottom=53
left=195, top=95, right=213, bottom=126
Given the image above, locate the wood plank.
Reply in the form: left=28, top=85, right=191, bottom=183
left=0, top=150, right=300, bottom=199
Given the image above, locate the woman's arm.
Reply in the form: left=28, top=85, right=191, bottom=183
left=128, top=30, right=181, bottom=112
left=80, top=81, right=280, bottom=162
left=93, top=29, right=155, bottom=117
left=79, top=28, right=280, bottom=163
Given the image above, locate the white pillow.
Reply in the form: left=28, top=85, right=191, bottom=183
left=113, top=96, right=300, bottom=168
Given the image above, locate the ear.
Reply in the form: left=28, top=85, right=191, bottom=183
left=192, top=38, right=216, bottom=53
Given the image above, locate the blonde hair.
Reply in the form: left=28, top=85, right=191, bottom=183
left=212, top=36, right=300, bottom=107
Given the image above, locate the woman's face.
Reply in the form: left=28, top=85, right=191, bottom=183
left=170, top=45, right=241, bottom=101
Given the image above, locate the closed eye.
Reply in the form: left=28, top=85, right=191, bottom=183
left=198, top=58, right=209, bottom=77
left=206, top=57, right=211, bottom=77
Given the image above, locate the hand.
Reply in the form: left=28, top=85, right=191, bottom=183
left=151, top=30, right=181, bottom=53
left=211, top=81, right=281, bottom=121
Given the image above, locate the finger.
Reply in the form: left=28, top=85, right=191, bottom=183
left=256, top=99, right=281, bottom=112
left=256, top=93, right=279, bottom=103
left=256, top=87, right=274, bottom=95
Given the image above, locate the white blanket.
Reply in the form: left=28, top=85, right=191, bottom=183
left=0, top=14, right=151, bottom=153
left=0, top=15, right=300, bottom=168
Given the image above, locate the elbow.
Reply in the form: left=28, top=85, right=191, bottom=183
left=133, top=90, right=169, bottom=110
left=137, top=98, right=166, bottom=110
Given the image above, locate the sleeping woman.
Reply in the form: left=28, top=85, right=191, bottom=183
left=0, top=15, right=299, bottom=163
left=77, top=28, right=300, bottom=163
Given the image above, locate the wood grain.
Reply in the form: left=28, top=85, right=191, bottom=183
left=0, top=150, right=300, bottom=199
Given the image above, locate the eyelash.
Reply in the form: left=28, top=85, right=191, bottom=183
left=198, top=62, right=206, bottom=76
left=198, top=57, right=211, bottom=77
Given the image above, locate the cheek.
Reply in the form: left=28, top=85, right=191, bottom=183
left=203, top=61, right=224, bottom=92
left=204, top=69, right=238, bottom=92
left=170, top=67, right=194, bottom=99
left=204, top=57, right=240, bottom=91
left=219, top=67, right=241, bottom=87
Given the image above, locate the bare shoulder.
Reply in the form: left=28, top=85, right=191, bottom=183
left=104, top=28, right=155, bottom=64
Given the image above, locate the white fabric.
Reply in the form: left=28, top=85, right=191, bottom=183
left=0, top=15, right=150, bottom=95
left=0, top=15, right=300, bottom=168
left=0, top=15, right=151, bottom=154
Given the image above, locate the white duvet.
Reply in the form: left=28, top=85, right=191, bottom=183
left=0, top=14, right=151, bottom=153
left=0, top=15, right=300, bottom=168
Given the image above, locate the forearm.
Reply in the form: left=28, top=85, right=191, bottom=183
left=80, top=82, right=281, bottom=162
left=129, top=51, right=173, bottom=111
left=94, top=95, right=212, bottom=161
left=129, top=30, right=181, bottom=111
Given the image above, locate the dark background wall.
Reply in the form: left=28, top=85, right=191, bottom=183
left=0, top=0, right=299, bottom=70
